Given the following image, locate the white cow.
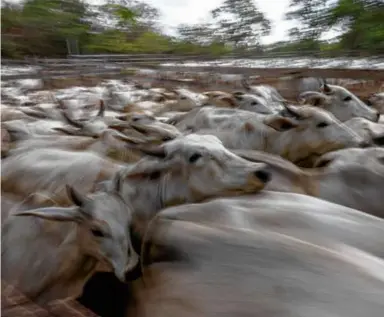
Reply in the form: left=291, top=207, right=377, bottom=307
left=299, top=83, right=380, bottom=122
left=174, top=106, right=367, bottom=166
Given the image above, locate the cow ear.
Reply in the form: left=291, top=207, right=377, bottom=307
left=66, top=185, right=90, bottom=208
left=298, top=92, right=327, bottom=107
left=219, top=96, right=237, bottom=108
left=138, top=145, right=167, bottom=158
left=264, top=116, right=298, bottom=131
left=13, top=207, right=84, bottom=222
left=314, top=152, right=338, bottom=168
left=314, top=151, right=340, bottom=168
left=314, top=157, right=334, bottom=168
left=125, top=158, right=179, bottom=181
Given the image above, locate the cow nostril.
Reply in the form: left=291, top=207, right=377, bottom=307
left=253, top=169, right=271, bottom=184
left=359, top=140, right=371, bottom=148
left=376, top=113, right=380, bottom=122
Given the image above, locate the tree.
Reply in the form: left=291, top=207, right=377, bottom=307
left=327, top=0, right=384, bottom=52
left=177, top=23, right=217, bottom=46
left=1, top=0, right=235, bottom=57
left=285, top=0, right=384, bottom=53
left=2, top=0, right=91, bottom=57
left=210, top=0, right=271, bottom=49
left=286, top=0, right=330, bottom=42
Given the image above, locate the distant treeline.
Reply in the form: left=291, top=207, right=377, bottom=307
left=1, top=0, right=383, bottom=58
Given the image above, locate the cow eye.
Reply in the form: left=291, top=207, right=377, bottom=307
left=251, top=101, right=258, bottom=106
left=189, top=153, right=202, bottom=163
left=91, top=228, right=105, bottom=237
left=180, top=96, right=187, bottom=100
left=343, top=96, right=352, bottom=102
left=317, top=122, right=329, bottom=128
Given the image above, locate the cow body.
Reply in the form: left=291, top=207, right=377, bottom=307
left=127, top=192, right=384, bottom=317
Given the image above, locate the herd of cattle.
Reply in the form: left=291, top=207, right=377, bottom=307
left=2, top=75, right=384, bottom=317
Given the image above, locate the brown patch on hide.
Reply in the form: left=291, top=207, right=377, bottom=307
left=264, top=117, right=298, bottom=131
left=243, top=122, right=255, bottom=133
left=219, top=97, right=237, bottom=108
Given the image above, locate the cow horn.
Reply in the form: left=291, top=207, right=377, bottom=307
left=281, top=104, right=302, bottom=119
left=96, top=100, right=105, bottom=118
left=320, top=79, right=332, bottom=94
left=50, top=93, right=60, bottom=106
left=61, top=111, right=84, bottom=128
left=169, top=89, right=180, bottom=96
left=241, top=77, right=251, bottom=91
left=56, top=98, right=67, bottom=110
left=277, top=98, right=290, bottom=105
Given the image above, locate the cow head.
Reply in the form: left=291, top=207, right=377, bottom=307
left=367, top=92, right=384, bottom=114
left=299, top=84, right=380, bottom=122
left=171, top=89, right=199, bottom=111
left=314, top=147, right=384, bottom=170
left=202, top=91, right=238, bottom=109
left=121, top=134, right=271, bottom=210
left=232, top=92, right=276, bottom=114
left=262, top=105, right=368, bottom=167
left=59, top=100, right=108, bottom=137
left=14, top=175, right=138, bottom=282
left=126, top=113, right=182, bottom=142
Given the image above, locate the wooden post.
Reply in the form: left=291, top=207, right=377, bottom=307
left=66, top=38, right=72, bottom=56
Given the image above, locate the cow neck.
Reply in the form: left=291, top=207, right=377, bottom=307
left=262, top=128, right=281, bottom=154
left=25, top=223, right=98, bottom=305
left=124, top=171, right=191, bottom=222
left=123, top=175, right=167, bottom=221
left=304, top=168, right=339, bottom=198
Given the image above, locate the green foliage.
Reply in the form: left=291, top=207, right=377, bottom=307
left=2, top=0, right=90, bottom=57
left=285, top=0, right=384, bottom=53
left=211, top=0, right=271, bottom=48
left=1, top=0, right=233, bottom=57
left=1, top=0, right=382, bottom=58
left=106, top=4, right=136, bottom=23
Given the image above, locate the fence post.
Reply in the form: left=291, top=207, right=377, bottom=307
left=66, top=38, right=72, bottom=56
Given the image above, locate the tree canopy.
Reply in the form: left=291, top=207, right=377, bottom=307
left=1, top=0, right=383, bottom=58
left=284, top=0, right=384, bottom=53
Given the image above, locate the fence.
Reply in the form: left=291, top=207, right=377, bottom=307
left=2, top=53, right=383, bottom=100
left=2, top=52, right=384, bottom=78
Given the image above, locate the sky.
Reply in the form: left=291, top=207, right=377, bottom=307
left=79, top=0, right=298, bottom=44
left=143, top=0, right=297, bottom=45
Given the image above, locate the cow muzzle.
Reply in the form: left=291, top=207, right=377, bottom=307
left=358, top=140, right=372, bottom=148
left=253, top=169, right=271, bottom=184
